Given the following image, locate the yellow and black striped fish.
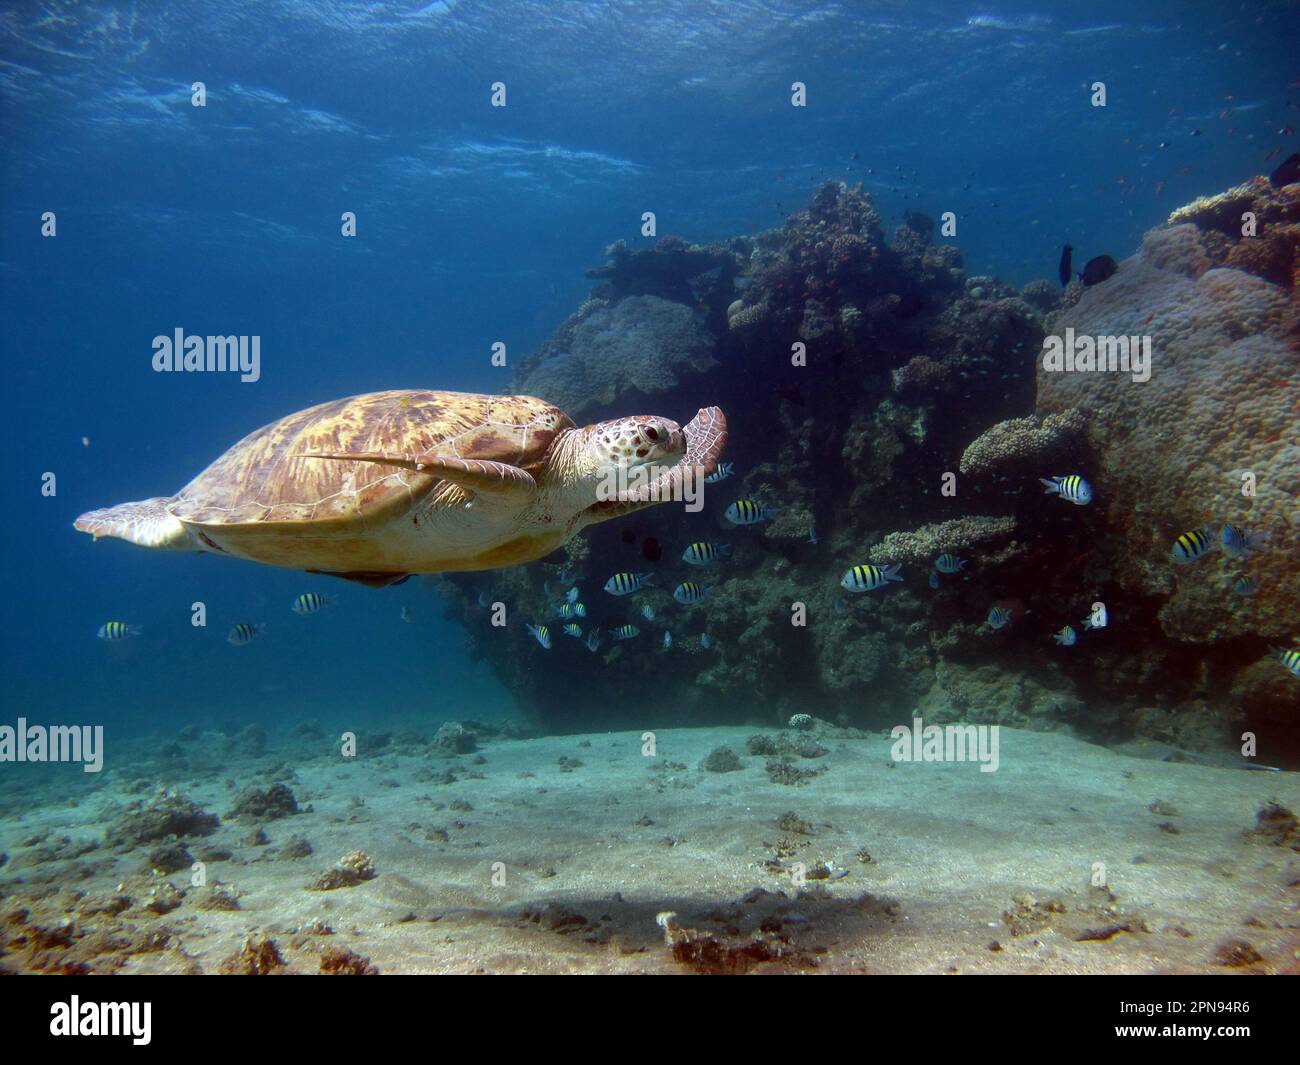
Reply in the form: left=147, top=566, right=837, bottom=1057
left=1274, top=647, right=1300, bottom=678
left=1169, top=528, right=1213, bottom=565
left=604, top=572, right=653, bottom=596
left=1039, top=474, right=1092, bottom=506
left=612, top=624, right=641, bottom=640
left=228, top=622, right=266, bottom=646
left=682, top=542, right=733, bottom=565
left=725, top=499, right=780, bottom=525
left=97, top=620, right=141, bottom=641
left=673, top=581, right=709, bottom=604
left=291, top=592, right=335, bottom=615
left=840, top=563, right=903, bottom=593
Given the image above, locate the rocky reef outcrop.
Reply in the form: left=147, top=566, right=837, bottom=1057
left=1034, top=178, right=1300, bottom=739
left=434, top=177, right=1299, bottom=763
left=515, top=294, right=716, bottom=419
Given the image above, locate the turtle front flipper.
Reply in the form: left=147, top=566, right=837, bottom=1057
left=302, top=451, right=537, bottom=502
left=74, top=497, right=192, bottom=550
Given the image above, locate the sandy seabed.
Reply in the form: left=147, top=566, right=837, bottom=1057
left=1, top=723, right=1297, bottom=974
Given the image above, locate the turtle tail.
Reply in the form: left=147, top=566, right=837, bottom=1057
left=74, top=497, right=191, bottom=551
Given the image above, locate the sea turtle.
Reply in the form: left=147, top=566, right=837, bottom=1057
left=74, top=390, right=727, bottom=587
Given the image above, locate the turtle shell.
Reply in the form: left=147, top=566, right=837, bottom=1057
left=169, top=391, right=573, bottom=527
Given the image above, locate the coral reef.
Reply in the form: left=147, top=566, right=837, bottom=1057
left=437, top=175, right=1299, bottom=763
left=1038, top=182, right=1299, bottom=737
left=1166, top=177, right=1300, bottom=289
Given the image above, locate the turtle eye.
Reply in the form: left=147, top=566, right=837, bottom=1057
left=644, top=426, right=660, bottom=442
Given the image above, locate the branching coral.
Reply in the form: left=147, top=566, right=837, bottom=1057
left=869, top=516, right=1018, bottom=567
left=959, top=408, right=1088, bottom=477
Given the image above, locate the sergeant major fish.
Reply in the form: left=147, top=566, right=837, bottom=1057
left=526, top=623, right=552, bottom=649
left=1273, top=646, right=1300, bottom=679
left=98, top=621, right=142, bottom=641
left=934, top=553, right=967, bottom=574
left=987, top=606, right=1013, bottom=630
left=1220, top=524, right=1268, bottom=559
left=682, top=542, right=732, bottom=565
left=292, top=592, right=335, bottom=615
left=1232, top=576, right=1258, bottom=597
left=841, top=564, right=903, bottom=592
left=1170, top=527, right=1214, bottom=565
left=1053, top=625, right=1078, bottom=646
left=612, top=624, right=641, bottom=641
left=1039, top=475, right=1092, bottom=506
left=605, top=572, right=654, bottom=596
left=725, top=499, right=780, bottom=525
left=673, top=581, right=709, bottom=605
left=228, top=622, right=266, bottom=646
left=704, top=462, right=734, bottom=484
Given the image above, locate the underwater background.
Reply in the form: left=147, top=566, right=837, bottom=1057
left=1, top=1, right=1299, bottom=975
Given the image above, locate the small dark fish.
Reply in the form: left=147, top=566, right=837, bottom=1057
left=228, top=622, right=266, bottom=646
left=1079, top=255, right=1117, bottom=286
left=641, top=536, right=662, bottom=562
left=621, top=528, right=638, bottom=545
left=1058, top=243, right=1072, bottom=287
left=1269, top=152, right=1300, bottom=188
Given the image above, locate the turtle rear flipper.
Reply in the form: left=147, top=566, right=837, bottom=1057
left=74, top=497, right=191, bottom=550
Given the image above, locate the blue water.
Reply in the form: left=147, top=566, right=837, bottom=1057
left=1, top=0, right=1296, bottom=736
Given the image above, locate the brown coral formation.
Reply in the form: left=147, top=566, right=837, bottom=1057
left=1040, top=213, right=1298, bottom=649
left=959, top=409, right=1088, bottom=478
left=1166, top=177, right=1300, bottom=290
left=309, top=850, right=376, bottom=891
left=869, top=516, right=1018, bottom=567
left=1034, top=179, right=1300, bottom=741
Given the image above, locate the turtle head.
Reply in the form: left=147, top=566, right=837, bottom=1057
left=563, top=415, right=685, bottom=503
left=588, top=415, right=684, bottom=471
